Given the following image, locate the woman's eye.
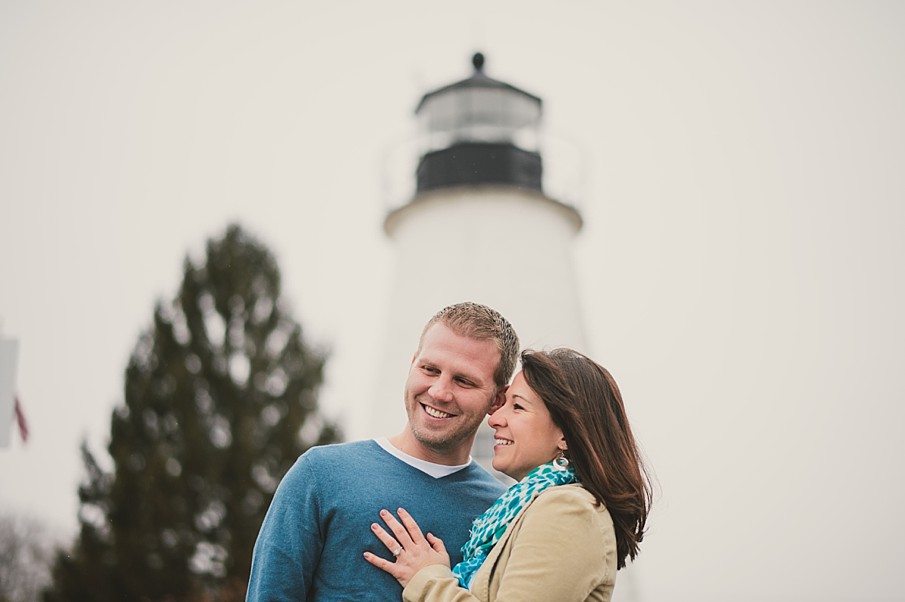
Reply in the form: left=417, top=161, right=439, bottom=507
left=513, top=403, right=524, bottom=411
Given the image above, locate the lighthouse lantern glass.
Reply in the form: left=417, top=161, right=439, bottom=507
left=418, top=87, right=541, bottom=154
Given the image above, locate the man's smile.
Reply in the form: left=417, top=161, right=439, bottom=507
left=421, top=403, right=454, bottom=419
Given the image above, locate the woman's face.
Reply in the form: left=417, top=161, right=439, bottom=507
left=488, top=371, right=565, bottom=481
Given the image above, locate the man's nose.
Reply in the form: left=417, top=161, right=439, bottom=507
left=429, top=377, right=454, bottom=402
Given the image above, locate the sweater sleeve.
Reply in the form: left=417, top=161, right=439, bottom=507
left=487, top=487, right=614, bottom=601
left=403, top=565, right=481, bottom=602
left=246, top=455, right=323, bottom=602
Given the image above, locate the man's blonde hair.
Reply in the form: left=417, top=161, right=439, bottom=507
left=419, top=302, right=519, bottom=392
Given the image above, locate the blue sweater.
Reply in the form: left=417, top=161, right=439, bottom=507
left=246, top=440, right=505, bottom=601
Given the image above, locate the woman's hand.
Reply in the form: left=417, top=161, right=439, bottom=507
left=363, top=507, right=451, bottom=587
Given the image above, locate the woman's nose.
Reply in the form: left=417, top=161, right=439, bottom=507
left=488, top=406, right=506, bottom=427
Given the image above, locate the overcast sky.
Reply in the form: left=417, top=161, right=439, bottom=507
left=2, top=2, right=904, bottom=600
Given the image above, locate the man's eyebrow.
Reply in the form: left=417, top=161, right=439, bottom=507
left=456, top=368, right=490, bottom=383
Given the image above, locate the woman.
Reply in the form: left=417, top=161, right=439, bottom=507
left=363, top=348, right=652, bottom=601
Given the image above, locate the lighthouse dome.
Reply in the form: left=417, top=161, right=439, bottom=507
left=414, top=53, right=544, bottom=193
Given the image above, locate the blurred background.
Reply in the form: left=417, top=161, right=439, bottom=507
left=2, top=1, right=904, bottom=600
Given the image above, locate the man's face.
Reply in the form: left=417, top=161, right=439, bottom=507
left=403, top=322, right=502, bottom=462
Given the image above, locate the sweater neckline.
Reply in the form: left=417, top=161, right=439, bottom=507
left=373, top=437, right=472, bottom=479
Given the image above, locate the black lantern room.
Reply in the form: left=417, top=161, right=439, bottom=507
left=414, top=53, right=544, bottom=193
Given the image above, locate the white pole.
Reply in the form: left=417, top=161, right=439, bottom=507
left=0, top=334, right=19, bottom=448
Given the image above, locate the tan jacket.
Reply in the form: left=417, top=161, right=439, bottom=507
left=403, top=484, right=617, bottom=602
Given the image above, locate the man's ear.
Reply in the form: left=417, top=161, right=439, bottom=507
left=488, top=385, right=508, bottom=414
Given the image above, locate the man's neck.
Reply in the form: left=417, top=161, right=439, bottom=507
left=388, top=432, right=473, bottom=466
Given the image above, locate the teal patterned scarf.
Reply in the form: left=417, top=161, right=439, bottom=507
left=451, top=461, right=578, bottom=588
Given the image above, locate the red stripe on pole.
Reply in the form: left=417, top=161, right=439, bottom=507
left=14, top=397, right=28, bottom=443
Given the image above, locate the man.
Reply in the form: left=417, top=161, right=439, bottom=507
left=246, top=302, right=519, bottom=601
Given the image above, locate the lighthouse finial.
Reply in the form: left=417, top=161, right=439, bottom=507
left=472, top=52, right=485, bottom=72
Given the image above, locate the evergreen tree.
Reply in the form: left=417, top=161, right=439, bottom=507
left=44, top=223, right=341, bottom=601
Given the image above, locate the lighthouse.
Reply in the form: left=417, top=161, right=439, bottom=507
left=365, top=53, right=588, bottom=464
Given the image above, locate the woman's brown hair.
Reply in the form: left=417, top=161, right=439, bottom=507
left=519, top=348, right=652, bottom=569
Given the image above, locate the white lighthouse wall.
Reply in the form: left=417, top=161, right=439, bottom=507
left=356, top=185, right=587, bottom=442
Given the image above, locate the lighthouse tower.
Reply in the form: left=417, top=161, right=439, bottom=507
left=366, top=54, right=588, bottom=460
